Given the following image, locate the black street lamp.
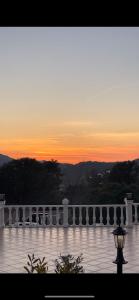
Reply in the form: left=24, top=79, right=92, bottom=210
left=112, top=224, right=128, bottom=274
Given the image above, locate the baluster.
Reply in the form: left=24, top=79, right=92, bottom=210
left=36, top=207, right=39, bottom=225
left=39, top=209, right=42, bottom=226
left=15, top=207, right=19, bottom=224
left=43, top=207, right=46, bottom=226
left=86, top=207, right=89, bottom=226
left=100, top=207, right=103, bottom=225
left=93, top=206, right=96, bottom=226
left=72, top=207, right=75, bottom=226
left=134, top=205, right=138, bottom=224
left=79, top=207, right=82, bottom=226
left=9, top=207, right=12, bottom=226
left=56, top=207, right=59, bottom=225
left=106, top=207, right=109, bottom=225
left=29, top=207, right=32, bottom=225
left=121, top=206, right=124, bottom=226
left=23, top=207, right=26, bottom=226
left=59, top=208, right=62, bottom=226
left=49, top=207, right=52, bottom=226
left=114, top=206, right=116, bottom=226
left=72, top=207, right=76, bottom=226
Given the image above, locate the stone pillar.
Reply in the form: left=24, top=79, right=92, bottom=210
left=62, top=198, right=69, bottom=228
left=124, top=193, right=133, bottom=228
left=0, top=194, right=6, bottom=228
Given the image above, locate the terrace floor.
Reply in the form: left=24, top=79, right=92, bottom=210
left=0, top=226, right=139, bottom=273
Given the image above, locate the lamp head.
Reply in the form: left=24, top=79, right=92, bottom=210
left=112, top=225, right=127, bottom=249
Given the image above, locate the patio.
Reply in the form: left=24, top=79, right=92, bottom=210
left=0, top=226, right=139, bottom=273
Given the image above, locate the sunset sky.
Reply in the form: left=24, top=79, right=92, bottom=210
left=1, top=27, right=139, bottom=163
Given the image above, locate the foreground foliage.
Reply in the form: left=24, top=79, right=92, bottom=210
left=24, top=253, right=84, bottom=273
left=55, top=253, right=84, bottom=273
left=24, top=254, right=48, bottom=273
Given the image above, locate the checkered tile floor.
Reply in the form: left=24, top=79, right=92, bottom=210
left=0, top=226, right=139, bottom=273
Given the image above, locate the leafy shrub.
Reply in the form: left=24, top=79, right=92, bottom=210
left=55, top=254, right=84, bottom=273
left=24, top=253, right=84, bottom=273
left=24, top=254, right=48, bottom=273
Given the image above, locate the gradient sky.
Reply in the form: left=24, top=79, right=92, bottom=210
left=1, top=27, right=139, bottom=163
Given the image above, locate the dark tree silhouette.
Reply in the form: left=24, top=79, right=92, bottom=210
left=0, top=158, right=62, bottom=205
left=109, top=160, right=138, bottom=185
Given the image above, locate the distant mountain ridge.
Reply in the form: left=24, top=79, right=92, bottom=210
left=1, top=153, right=139, bottom=187
left=0, top=154, right=13, bottom=166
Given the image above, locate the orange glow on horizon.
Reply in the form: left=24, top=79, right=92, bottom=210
left=2, top=149, right=139, bottom=164
left=1, top=134, right=139, bottom=164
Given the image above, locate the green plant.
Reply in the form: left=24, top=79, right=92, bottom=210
left=35, top=257, right=48, bottom=273
left=55, top=254, right=84, bottom=273
left=24, top=254, right=48, bottom=273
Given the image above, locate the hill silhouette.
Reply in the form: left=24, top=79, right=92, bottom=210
left=1, top=153, right=139, bottom=187
left=0, top=154, right=13, bottom=167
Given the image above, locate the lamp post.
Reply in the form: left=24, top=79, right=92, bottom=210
left=112, top=224, right=128, bottom=274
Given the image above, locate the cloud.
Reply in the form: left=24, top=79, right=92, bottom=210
left=63, top=121, right=97, bottom=127
left=86, top=131, right=139, bottom=138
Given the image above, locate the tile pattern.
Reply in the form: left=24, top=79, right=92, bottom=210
left=0, top=226, right=139, bottom=273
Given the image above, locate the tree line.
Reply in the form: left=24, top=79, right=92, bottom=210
left=0, top=158, right=139, bottom=205
left=65, top=160, right=139, bottom=204
left=0, top=158, right=62, bottom=205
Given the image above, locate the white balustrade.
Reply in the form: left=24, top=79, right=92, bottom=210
left=1, top=200, right=139, bottom=228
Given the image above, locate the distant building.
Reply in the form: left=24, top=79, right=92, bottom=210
left=97, top=173, right=104, bottom=177
left=105, top=169, right=111, bottom=174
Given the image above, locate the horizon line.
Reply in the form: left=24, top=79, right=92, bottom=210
left=0, top=153, right=139, bottom=165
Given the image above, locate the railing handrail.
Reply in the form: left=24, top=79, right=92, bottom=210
left=5, top=205, right=64, bottom=208
left=68, top=204, right=126, bottom=208
left=5, top=204, right=126, bottom=208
